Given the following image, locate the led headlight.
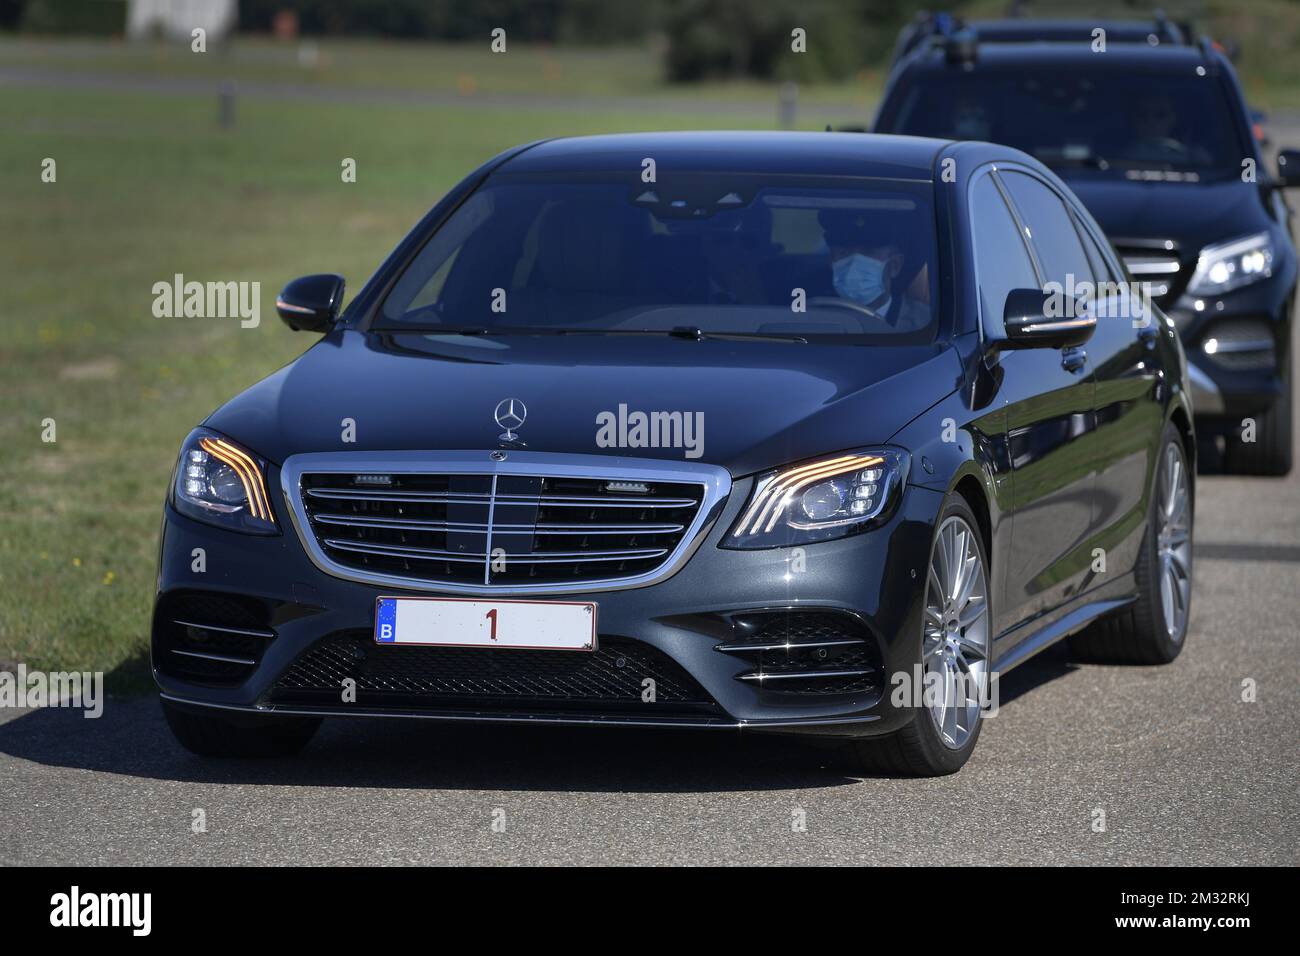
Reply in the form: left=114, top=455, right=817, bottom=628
left=171, top=428, right=277, bottom=534
left=1186, top=232, right=1274, bottom=296
left=725, top=448, right=908, bottom=549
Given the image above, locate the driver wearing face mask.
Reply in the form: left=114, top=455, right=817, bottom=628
left=815, top=209, right=929, bottom=330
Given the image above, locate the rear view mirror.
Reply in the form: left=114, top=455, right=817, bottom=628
left=1276, top=149, right=1300, bottom=187
left=276, top=274, right=345, bottom=332
left=1001, top=288, right=1095, bottom=349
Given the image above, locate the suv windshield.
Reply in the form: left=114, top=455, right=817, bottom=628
left=884, top=68, right=1246, bottom=179
left=377, top=173, right=939, bottom=344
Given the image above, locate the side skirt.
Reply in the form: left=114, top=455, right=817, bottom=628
left=992, top=595, right=1137, bottom=674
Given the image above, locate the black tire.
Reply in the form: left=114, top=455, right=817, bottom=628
left=1223, top=359, right=1292, bottom=476
left=840, top=494, right=989, bottom=777
left=1069, top=422, right=1191, bottom=665
left=162, top=699, right=321, bottom=757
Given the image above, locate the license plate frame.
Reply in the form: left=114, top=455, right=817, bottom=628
left=374, top=596, right=598, bottom=652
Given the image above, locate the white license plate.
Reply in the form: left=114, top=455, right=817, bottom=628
left=374, top=596, right=597, bottom=651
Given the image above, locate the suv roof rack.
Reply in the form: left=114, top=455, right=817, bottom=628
left=892, top=7, right=1220, bottom=67
left=889, top=11, right=967, bottom=66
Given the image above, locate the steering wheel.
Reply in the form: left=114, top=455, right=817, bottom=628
left=1145, top=137, right=1189, bottom=157
left=809, top=296, right=885, bottom=323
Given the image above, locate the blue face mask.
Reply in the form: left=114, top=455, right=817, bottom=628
left=832, top=253, right=888, bottom=307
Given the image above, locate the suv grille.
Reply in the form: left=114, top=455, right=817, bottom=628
left=268, top=631, right=721, bottom=717
left=297, top=470, right=706, bottom=588
left=1116, top=239, right=1182, bottom=304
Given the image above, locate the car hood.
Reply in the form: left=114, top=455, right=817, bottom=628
left=1059, top=174, right=1271, bottom=261
left=204, top=330, right=961, bottom=477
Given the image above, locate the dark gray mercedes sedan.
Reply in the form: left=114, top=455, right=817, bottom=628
left=154, top=132, right=1194, bottom=775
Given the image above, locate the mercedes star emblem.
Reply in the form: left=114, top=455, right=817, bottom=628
left=494, top=397, right=527, bottom=443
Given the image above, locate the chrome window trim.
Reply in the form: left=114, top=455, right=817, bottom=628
left=280, top=449, right=732, bottom=596
left=966, top=162, right=1044, bottom=343
left=988, top=167, right=1047, bottom=284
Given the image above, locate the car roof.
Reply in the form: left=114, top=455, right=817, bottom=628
left=965, top=17, right=1185, bottom=44
left=497, top=131, right=951, bottom=181
left=905, top=39, right=1217, bottom=74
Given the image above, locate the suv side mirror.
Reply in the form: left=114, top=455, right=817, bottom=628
left=276, top=274, right=345, bottom=332
left=1277, top=149, right=1300, bottom=187
left=1001, top=288, right=1095, bottom=349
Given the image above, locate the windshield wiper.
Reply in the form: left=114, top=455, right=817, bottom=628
left=378, top=325, right=808, bottom=343
left=553, top=327, right=809, bottom=343
left=376, top=325, right=562, bottom=336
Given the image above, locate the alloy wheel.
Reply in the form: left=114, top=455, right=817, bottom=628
left=922, top=515, right=990, bottom=750
left=1156, top=442, right=1192, bottom=642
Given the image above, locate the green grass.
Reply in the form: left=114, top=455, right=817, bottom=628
left=0, top=34, right=887, bottom=109
left=0, top=43, right=843, bottom=691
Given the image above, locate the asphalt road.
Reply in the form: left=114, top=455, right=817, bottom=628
left=2, top=401, right=1297, bottom=867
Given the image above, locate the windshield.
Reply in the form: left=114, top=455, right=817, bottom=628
left=884, top=69, right=1246, bottom=179
left=377, top=173, right=939, bottom=344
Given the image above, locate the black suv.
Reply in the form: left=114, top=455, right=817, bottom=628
left=875, top=22, right=1298, bottom=474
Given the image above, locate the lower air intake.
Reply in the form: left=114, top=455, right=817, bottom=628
left=717, top=610, right=883, bottom=696
left=269, top=631, right=721, bottom=717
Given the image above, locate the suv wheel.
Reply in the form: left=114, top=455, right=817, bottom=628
left=1224, top=360, right=1292, bottom=476
left=1070, top=423, right=1191, bottom=664
left=842, top=495, right=990, bottom=776
left=162, top=699, right=321, bottom=758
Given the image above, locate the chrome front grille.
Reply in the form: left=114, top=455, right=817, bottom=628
left=282, top=451, right=731, bottom=594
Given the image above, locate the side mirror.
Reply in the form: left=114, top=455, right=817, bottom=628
left=1276, top=149, right=1300, bottom=187
left=276, top=274, right=345, bottom=332
left=1001, top=288, right=1095, bottom=349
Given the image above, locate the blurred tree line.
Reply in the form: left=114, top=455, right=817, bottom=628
left=12, top=0, right=1296, bottom=94
left=237, top=0, right=663, bottom=45
left=661, top=0, right=929, bottom=81
left=8, top=0, right=930, bottom=81
left=237, top=0, right=931, bottom=81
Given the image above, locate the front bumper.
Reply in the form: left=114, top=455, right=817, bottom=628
left=153, top=468, right=943, bottom=738
left=1168, top=279, right=1292, bottom=425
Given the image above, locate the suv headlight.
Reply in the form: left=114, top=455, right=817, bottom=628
left=1187, top=231, right=1274, bottom=296
left=170, top=428, right=278, bottom=534
left=724, top=448, right=908, bottom=549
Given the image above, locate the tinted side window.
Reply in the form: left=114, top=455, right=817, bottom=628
left=1072, top=209, right=1140, bottom=323
left=970, top=174, right=1037, bottom=335
left=1000, top=172, right=1092, bottom=286
left=1070, top=211, right=1118, bottom=285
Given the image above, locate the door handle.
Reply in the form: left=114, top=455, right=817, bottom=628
left=1061, top=348, right=1087, bottom=373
